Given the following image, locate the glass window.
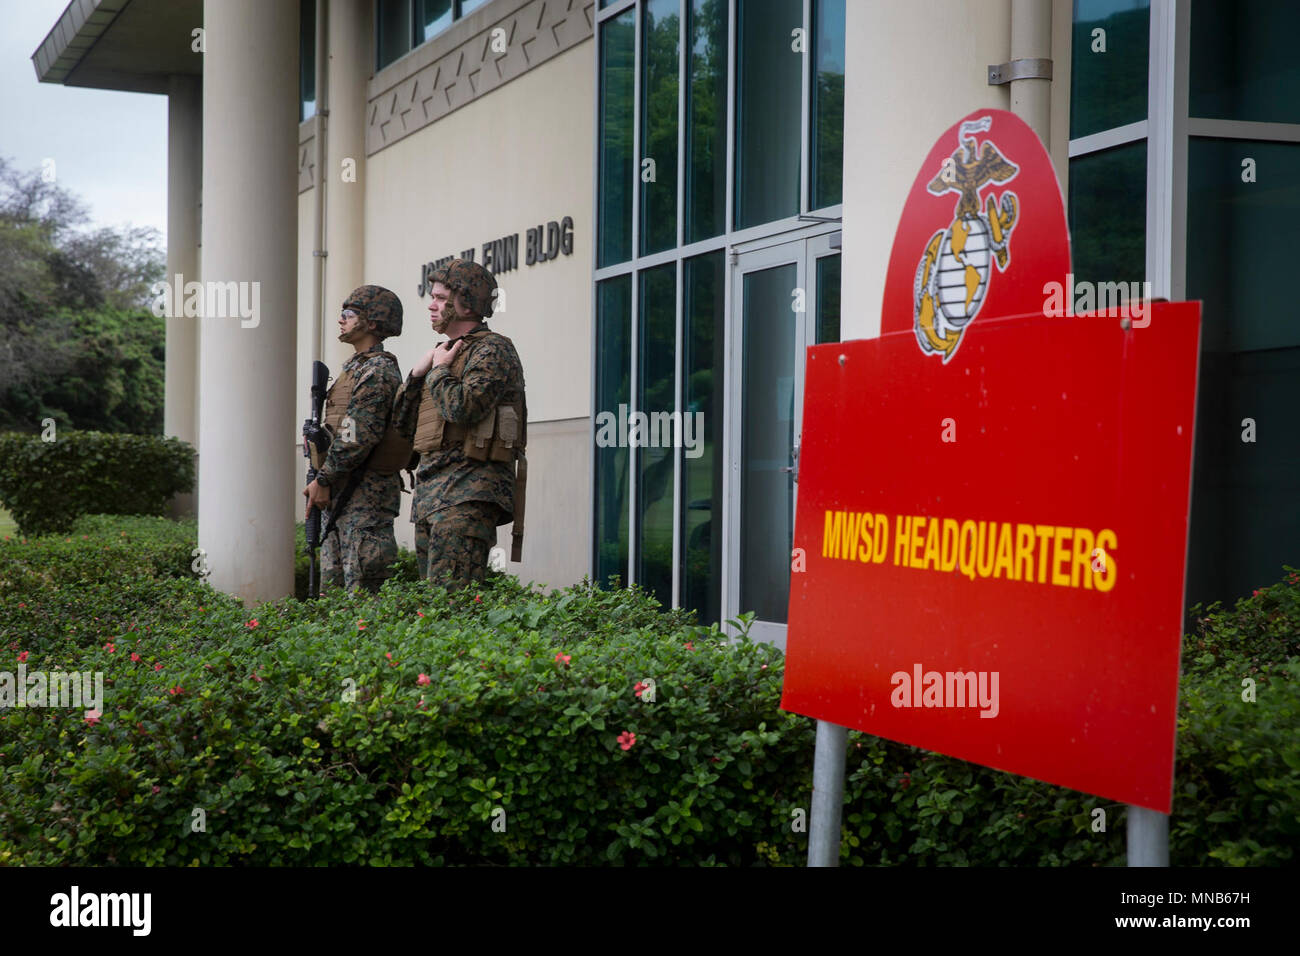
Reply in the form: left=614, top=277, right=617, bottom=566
left=595, top=277, right=632, bottom=586
left=735, top=0, right=802, bottom=229
left=599, top=11, right=636, bottom=266
left=811, top=0, right=845, bottom=210
left=1190, top=0, right=1300, bottom=123
left=300, top=0, right=316, bottom=122
left=1187, top=138, right=1300, bottom=353
left=815, top=253, right=841, bottom=344
left=377, top=0, right=413, bottom=70
left=637, top=265, right=676, bottom=606
left=1186, top=346, right=1300, bottom=617
left=1070, top=0, right=1149, bottom=139
left=417, top=0, right=453, bottom=41
left=1067, top=141, right=1146, bottom=292
left=459, top=0, right=491, bottom=14
left=640, top=0, right=680, bottom=255
left=682, top=251, right=725, bottom=625
left=685, top=0, right=728, bottom=243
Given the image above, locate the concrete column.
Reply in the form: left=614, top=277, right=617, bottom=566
left=323, top=0, right=372, bottom=370
left=165, top=73, right=202, bottom=518
left=1010, top=0, right=1053, bottom=146
left=199, top=0, right=299, bottom=602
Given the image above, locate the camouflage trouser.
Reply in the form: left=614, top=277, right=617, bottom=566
left=415, top=501, right=500, bottom=591
left=321, top=504, right=399, bottom=594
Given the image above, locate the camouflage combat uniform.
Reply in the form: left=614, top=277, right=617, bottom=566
left=317, top=287, right=406, bottom=593
left=392, top=261, right=525, bottom=590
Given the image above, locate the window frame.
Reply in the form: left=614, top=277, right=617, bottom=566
left=591, top=0, right=844, bottom=610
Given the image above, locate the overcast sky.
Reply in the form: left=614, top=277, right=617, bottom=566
left=0, top=0, right=168, bottom=238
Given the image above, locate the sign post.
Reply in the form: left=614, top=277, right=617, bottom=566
left=784, top=110, right=1199, bottom=865
left=807, top=720, right=848, bottom=867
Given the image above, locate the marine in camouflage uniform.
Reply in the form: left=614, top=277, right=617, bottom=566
left=308, top=285, right=408, bottom=593
left=392, top=259, right=525, bottom=590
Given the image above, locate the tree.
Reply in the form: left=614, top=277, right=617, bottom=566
left=0, top=156, right=166, bottom=433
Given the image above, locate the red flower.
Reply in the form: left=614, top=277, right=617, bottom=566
left=130, top=653, right=141, bottom=662
left=249, top=672, right=263, bottom=683
left=151, top=785, right=161, bottom=795
left=417, top=673, right=431, bottom=686
left=169, top=686, right=184, bottom=696
left=633, top=681, right=647, bottom=697
left=554, top=652, right=571, bottom=666
left=153, top=663, right=163, bottom=671
left=684, top=642, right=695, bottom=651
left=385, top=652, right=393, bottom=659
left=416, top=611, right=425, bottom=618
left=17, top=651, right=28, bottom=663
left=474, top=595, right=482, bottom=603
left=103, top=642, right=115, bottom=653
left=1252, top=590, right=1260, bottom=597
left=17, top=603, right=25, bottom=608
left=357, top=620, right=366, bottom=630
left=617, top=731, right=637, bottom=751
left=536, top=685, right=545, bottom=692
left=245, top=619, right=259, bottom=629
left=416, top=699, right=425, bottom=709
left=84, top=709, right=102, bottom=726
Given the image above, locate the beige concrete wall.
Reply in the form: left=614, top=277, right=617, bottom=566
left=841, top=0, right=1014, bottom=342
left=361, top=39, right=595, bottom=584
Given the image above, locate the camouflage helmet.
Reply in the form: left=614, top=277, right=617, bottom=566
left=432, top=258, right=497, bottom=318
left=343, top=285, right=403, bottom=337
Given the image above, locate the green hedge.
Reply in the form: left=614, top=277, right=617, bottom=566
left=0, top=431, right=194, bottom=536
left=0, top=517, right=1295, bottom=865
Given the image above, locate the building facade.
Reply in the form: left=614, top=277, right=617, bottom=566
left=33, top=0, right=1298, bottom=635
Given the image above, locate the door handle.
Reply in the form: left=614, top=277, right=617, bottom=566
left=779, top=441, right=800, bottom=482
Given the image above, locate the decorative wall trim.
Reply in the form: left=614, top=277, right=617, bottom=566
left=365, top=0, right=595, bottom=157
left=298, top=116, right=317, bottom=193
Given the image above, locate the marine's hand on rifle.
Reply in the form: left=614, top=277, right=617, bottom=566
left=304, top=478, right=331, bottom=515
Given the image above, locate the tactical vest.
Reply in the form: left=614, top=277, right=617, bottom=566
left=411, top=328, right=528, bottom=561
left=411, top=330, right=525, bottom=464
left=322, top=352, right=412, bottom=476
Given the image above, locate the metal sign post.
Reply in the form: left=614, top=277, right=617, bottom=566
left=807, top=720, right=848, bottom=867
left=1127, top=805, right=1170, bottom=866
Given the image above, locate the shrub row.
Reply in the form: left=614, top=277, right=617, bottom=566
left=0, top=431, right=194, bottom=536
left=0, top=517, right=1295, bottom=865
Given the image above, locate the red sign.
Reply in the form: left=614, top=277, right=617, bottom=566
left=780, top=110, right=1200, bottom=813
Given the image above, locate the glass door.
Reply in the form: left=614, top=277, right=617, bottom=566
left=724, top=234, right=841, bottom=648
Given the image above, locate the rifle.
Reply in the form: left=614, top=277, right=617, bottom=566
left=302, top=360, right=330, bottom=598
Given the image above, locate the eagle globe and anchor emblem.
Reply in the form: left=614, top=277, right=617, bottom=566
left=913, top=116, right=1020, bottom=362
